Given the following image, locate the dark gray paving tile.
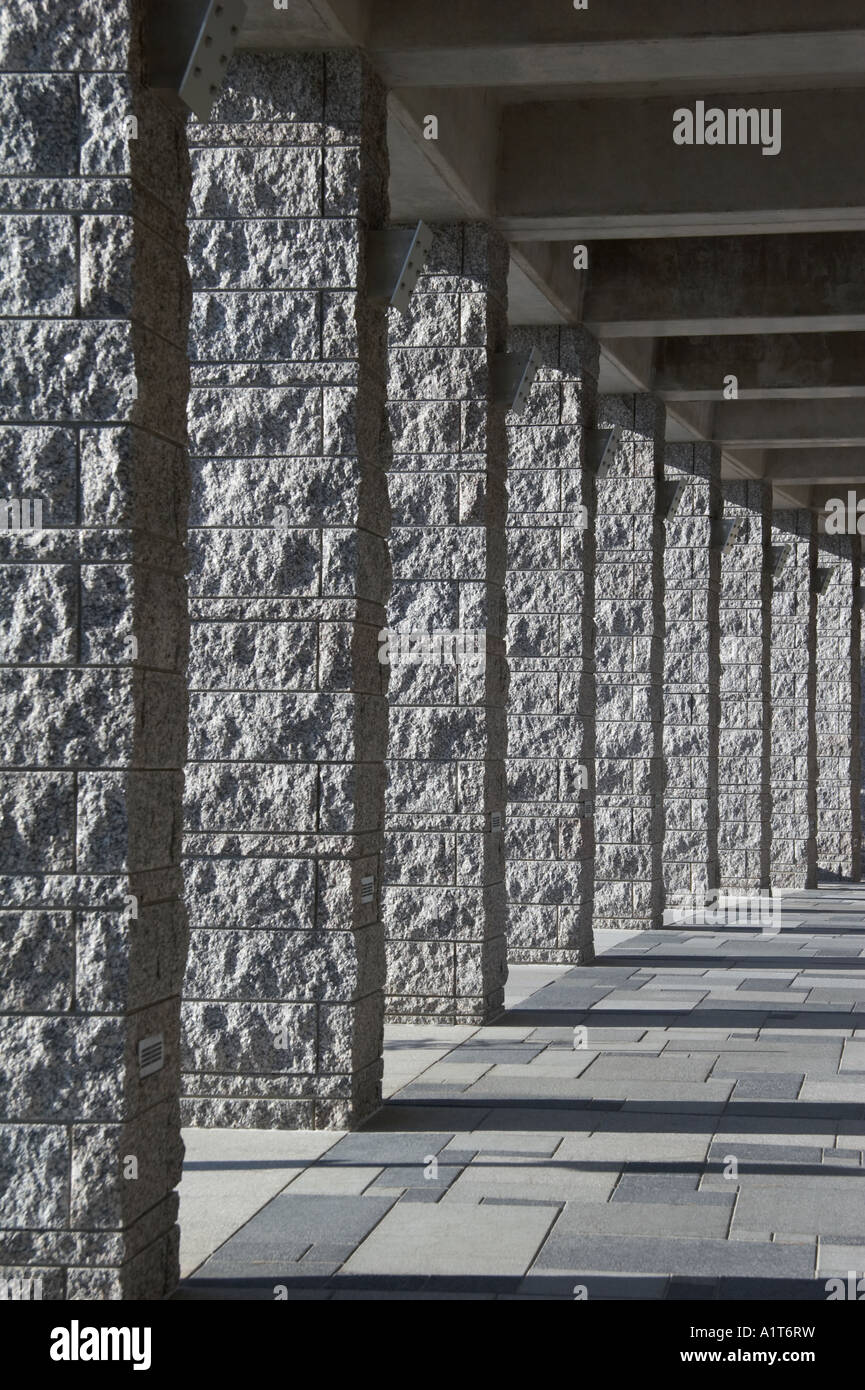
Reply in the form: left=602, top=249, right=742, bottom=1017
left=667, top=1277, right=718, bottom=1300
left=452, top=1047, right=547, bottom=1065
left=205, top=1193, right=398, bottom=1264
left=474, top=1105, right=624, bottom=1132
left=517, top=1273, right=669, bottom=1300
left=716, top=1277, right=826, bottom=1300
left=734, top=1074, right=804, bottom=1100
left=360, top=1105, right=492, bottom=1131
left=707, top=1141, right=823, bottom=1165
left=323, top=1132, right=455, bottom=1164
left=612, top=1173, right=732, bottom=1206
left=367, top=1162, right=463, bottom=1191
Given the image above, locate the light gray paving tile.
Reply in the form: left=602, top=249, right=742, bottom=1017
left=287, top=1166, right=383, bottom=1196
left=442, top=1131, right=564, bottom=1157
left=442, top=1157, right=619, bottom=1205
left=341, top=1203, right=558, bottom=1276
left=799, top=1078, right=865, bottom=1103
left=451, top=1046, right=547, bottom=1065
left=532, top=1233, right=816, bottom=1279
left=732, top=1184, right=865, bottom=1239
left=581, top=1055, right=715, bottom=1082
left=816, top=1245, right=865, bottom=1278
left=711, top=1052, right=839, bottom=1075
left=552, top=1200, right=733, bottom=1239
left=416, top=1062, right=496, bottom=1084
left=488, top=1056, right=599, bottom=1079
left=556, top=1131, right=711, bottom=1163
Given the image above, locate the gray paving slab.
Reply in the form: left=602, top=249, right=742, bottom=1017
left=441, top=1131, right=562, bottom=1156
left=443, top=1158, right=619, bottom=1205
left=518, top=1272, right=670, bottom=1299
left=612, top=1173, right=733, bottom=1206
left=415, top=1063, right=495, bottom=1084
left=486, top=1056, right=600, bottom=1079
left=320, top=1132, right=456, bottom=1165
left=731, top=1184, right=865, bottom=1238
left=799, top=1078, right=865, bottom=1103
left=287, top=1166, right=383, bottom=1196
left=463, top=1077, right=735, bottom=1104
left=733, top=1074, right=804, bottom=1099
left=706, top=1141, right=824, bottom=1165
left=473, top=1105, right=624, bottom=1132
left=200, top=1194, right=399, bottom=1268
left=366, top=1162, right=463, bottom=1192
left=532, top=1233, right=816, bottom=1279
left=449, top=1046, right=548, bottom=1065
left=816, top=1244, right=865, bottom=1276
left=711, top=1052, right=840, bottom=1074
left=582, top=1055, right=715, bottom=1081
left=557, top=1131, right=711, bottom=1163
left=341, top=1203, right=559, bottom=1277
left=547, top=1200, right=733, bottom=1239
left=360, top=1105, right=492, bottom=1131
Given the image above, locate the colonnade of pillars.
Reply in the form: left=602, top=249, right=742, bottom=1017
left=2, top=34, right=863, bottom=1298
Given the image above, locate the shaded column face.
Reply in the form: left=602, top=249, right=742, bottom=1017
left=769, top=510, right=817, bottom=890
left=718, top=480, right=771, bottom=892
left=661, top=443, right=720, bottom=915
left=383, top=224, right=509, bottom=1025
left=182, top=52, right=390, bottom=1129
left=0, top=2, right=191, bottom=1298
left=505, top=326, right=598, bottom=964
left=814, top=533, right=861, bottom=882
left=594, top=394, right=666, bottom=931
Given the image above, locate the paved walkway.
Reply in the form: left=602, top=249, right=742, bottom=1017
left=175, top=887, right=865, bottom=1299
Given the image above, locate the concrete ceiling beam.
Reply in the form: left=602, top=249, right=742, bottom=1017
left=651, top=333, right=865, bottom=400
left=709, top=399, right=865, bottom=448
left=497, top=90, right=865, bottom=239
left=364, top=0, right=865, bottom=49
left=367, top=38, right=865, bottom=97
left=746, top=449, right=865, bottom=483
left=580, top=234, right=865, bottom=336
